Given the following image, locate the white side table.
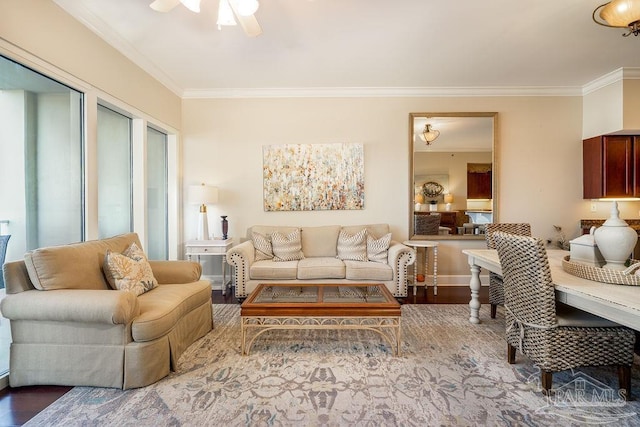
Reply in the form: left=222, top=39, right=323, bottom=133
left=403, top=240, right=439, bottom=296
left=186, top=238, right=233, bottom=295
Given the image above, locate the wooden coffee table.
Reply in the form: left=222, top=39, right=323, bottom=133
left=240, top=283, right=402, bottom=356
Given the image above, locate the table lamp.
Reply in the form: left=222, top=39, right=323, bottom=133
left=188, top=184, right=219, bottom=240
left=444, top=194, right=454, bottom=211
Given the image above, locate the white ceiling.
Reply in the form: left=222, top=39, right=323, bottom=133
left=52, top=0, right=640, bottom=98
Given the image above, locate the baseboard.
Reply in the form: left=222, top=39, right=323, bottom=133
left=0, top=374, right=8, bottom=390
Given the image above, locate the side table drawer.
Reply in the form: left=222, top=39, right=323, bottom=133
left=186, top=245, right=227, bottom=255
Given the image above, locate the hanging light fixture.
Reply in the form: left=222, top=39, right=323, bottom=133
left=217, top=0, right=237, bottom=28
left=593, top=0, right=640, bottom=37
left=235, top=0, right=259, bottom=16
left=180, top=0, right=201, bottom=13
left=419, top=124, right=440, bottom=145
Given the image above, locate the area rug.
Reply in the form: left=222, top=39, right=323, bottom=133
left=25, top=304, right=640, bottom=426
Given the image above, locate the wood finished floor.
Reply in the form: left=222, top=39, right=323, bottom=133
left=0, top=286, right=488, bottom=427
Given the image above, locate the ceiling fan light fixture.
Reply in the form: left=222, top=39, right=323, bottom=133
left=419, top=124, right=440, bottom=145
left=235, top=0, right=259, bottom=16
left=593, top=0, right=640, bottom=36
left=217, top=0, right=237, bottom=28
left=179, top=0, right=201, bottom=13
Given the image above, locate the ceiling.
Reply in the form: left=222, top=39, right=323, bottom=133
left=52, top=0, right=640, bottom=98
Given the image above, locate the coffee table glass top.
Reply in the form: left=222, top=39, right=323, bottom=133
left=252, top=284, right=388, bottom=304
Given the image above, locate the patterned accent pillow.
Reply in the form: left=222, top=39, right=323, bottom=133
left=104, top=242, right=158, bottom=296
left=337, top=228, right=368, bottom=261
left=367, top=232, right=392, bottom=264
left=271, top=229, right=304, bottom=262
left=252, top=232, right=274, bottom=261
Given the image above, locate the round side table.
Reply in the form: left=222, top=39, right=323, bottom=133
left=403, top=240, right=439, bottom=296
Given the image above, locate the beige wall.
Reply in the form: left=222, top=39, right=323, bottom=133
left=182, top=96, right=600, bottom=243
left=0, top=0, right=181, bottom=129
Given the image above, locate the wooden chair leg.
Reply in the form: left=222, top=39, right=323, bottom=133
left=490, top=304, right=497, bottom=319
left=541, top=371, right=553, bottom=394
left=619, top=365, right=632, bottom=401
left=507, top=343, right=516, bottom=364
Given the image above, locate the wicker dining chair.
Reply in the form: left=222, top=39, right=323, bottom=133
left=414, top=214, right=441, bottom=235
left=493, top=231, right=636, bottom=398
left=485, top=223, right=531, bottom=318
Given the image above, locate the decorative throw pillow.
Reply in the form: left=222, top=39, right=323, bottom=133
left=337, top=228, right=368, bottom=261
left=104, top=242, right=158, bottom=296
left=252, top=231, right=274, bottom=261
left=367, top=232, right=392, bottom=264
left=271, top=229, right=304, bottom=262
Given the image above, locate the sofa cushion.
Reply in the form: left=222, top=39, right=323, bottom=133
left=344, top=260, right=393, bottom=281
left=252, top=232, right=274, bottom=261
left=301, top=225, right=341, bottom=257
left=297, top=257, right=346, bottom=279
left=272, top=229, right=305, bottom=262
left=104, top=243, right=158, bottom=296
left=367, top=232, right=392, bottom=264
left=250, top=260, right=298, bottom=280
left=337, top=228, right=368, bottom=261
left=132, top=281, right=211, bottom=342
left=24, top=233, right=141, bottom=291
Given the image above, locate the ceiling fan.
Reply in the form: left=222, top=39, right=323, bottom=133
left=149, top=0, right=262, bottom=37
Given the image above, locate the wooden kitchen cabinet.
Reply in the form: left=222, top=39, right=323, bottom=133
left=583, top=135, right=640, bottom=199
left=467, top=163, right=492, bottom=199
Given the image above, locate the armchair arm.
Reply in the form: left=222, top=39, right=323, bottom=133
left=226, top=240, right=256, bottom=298
left=0, top=289, right=139, bottom=325
left=387, top=240, right=416, bottom=297
left=148, top=260, right=202, bottom=284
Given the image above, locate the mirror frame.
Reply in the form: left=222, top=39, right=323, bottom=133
left=409, top=112, right=499, bottom=239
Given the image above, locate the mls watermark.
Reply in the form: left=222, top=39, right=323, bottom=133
left=527, top=369, right=637, bottom=424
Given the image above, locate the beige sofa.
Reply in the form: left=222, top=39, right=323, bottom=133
left=0, top=233, right=212, bottom=389
left=227, top=224, right=416, bottom=299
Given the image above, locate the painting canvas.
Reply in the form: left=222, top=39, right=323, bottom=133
left=263, top=143, right=364, bottom=211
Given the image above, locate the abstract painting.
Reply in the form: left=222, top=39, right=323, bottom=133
left=263, top=143, right=364, bottom=211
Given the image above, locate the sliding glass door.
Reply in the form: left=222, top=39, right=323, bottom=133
left=0, top=55, right=84, bottom=378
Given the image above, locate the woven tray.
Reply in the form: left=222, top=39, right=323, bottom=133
left=562, top=255, right=640, bottom=286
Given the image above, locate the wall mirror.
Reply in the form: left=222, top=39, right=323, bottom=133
left=409, top=112, right=498, bottom=239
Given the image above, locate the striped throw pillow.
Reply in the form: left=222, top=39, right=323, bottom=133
left=367, top=232, right=392, bottom=264
left=252, top=232, right=274, bottom=261
left=337, top=228, right=368, bottom=261
left=271, top=229, right=304, bottom=262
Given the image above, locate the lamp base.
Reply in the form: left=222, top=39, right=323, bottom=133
left=197, top=212, right=209, bottom=240
left=221, top=216, right=228, bottom=240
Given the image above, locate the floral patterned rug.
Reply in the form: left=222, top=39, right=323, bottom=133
left=25, top=304, right=640, bottom=426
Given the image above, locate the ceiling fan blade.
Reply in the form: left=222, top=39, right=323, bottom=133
left=149, top=0, right=181, bottom=12
left=237, top=14, right=262, bottom=37
left=228, top=0, right=263, bottom=37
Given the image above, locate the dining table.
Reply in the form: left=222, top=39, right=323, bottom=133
left=462, top=248, right=640, bottom=330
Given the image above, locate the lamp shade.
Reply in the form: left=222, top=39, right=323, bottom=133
left=188, top=184, right=219, bottom=205
left=444, top=194, right=454, bottom=204
left=600, top=0, right=640, bottom=26
left=180, top=0, right=201, bottom=13
left=235, top=0, right=259, bottom=16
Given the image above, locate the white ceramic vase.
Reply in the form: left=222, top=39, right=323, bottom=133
left=593, top=201, right=638, bottom=270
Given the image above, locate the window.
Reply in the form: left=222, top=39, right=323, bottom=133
left=146, top=127, right=168, bottom=260
left=97, top=105, right=133, bottom=238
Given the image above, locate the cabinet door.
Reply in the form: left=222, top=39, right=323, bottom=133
left=583, top=135, right=637, bottom=198
left=467, top=171, right=492, bottom=199
left=603, top=136, right=633, bottom=198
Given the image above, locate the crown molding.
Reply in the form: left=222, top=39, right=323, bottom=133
left=52, top=0, right=184, bottom=97
left=182, top=85, right=583, bottom=99
left=582, top=67, right=640, bottom=95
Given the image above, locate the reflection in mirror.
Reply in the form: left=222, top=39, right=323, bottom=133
left=409, top=113, right=497, bottom=238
